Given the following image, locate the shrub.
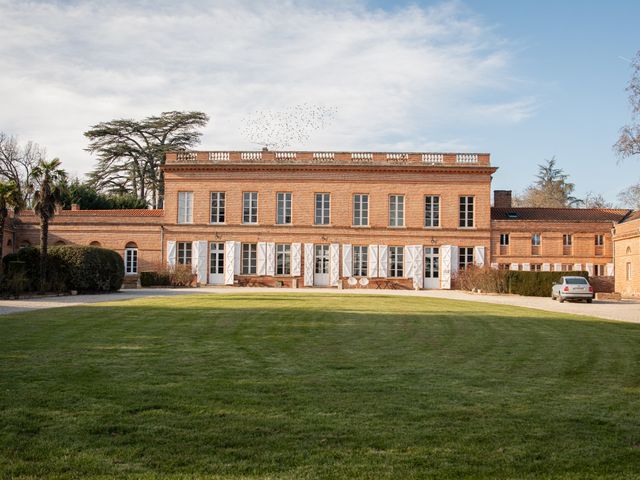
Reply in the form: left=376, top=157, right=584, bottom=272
left=505, top=270, right=588, bottom=297
left=140, top=270, right=172, bottom=287
left=5, top=261, right=29, bottom=297
left=453, top=266, right=508, bottom=293
left=170, top=264, right=196, bottom=287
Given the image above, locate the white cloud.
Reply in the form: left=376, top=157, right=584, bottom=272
left=0, top=0, right=535, bottom=176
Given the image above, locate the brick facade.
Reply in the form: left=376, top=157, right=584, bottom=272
left=5, top=149, right=637, bottom=295
left=613, top=213, right=640, bottom=297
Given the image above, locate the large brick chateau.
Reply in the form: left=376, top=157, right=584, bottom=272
left=4, top=149, right=640, bottom=296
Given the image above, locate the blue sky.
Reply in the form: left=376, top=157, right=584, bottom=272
left=0, top=0, right=638, bottom=204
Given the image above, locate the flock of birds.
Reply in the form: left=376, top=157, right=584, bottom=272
left=240, top=103, right=337, bottom=150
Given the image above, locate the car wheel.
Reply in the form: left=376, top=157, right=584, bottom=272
left=587, top=299, right=593, bottom=304
left=558, top=296, right=565, bottom=303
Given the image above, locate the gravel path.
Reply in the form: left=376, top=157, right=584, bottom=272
left=0, top=287, right=638, bottom=323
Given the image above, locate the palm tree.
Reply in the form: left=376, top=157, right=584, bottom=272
left=30, top=158, right=67, bottom=291
left=0, top=180, right=24, bottom=264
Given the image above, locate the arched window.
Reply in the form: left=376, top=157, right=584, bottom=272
left=627, top=246, right=632, bottom=255
left=90, top=241, right=101, bottom=247
left=124, top=242, right=138, bottom=275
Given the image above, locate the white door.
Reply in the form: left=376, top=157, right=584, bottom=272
left=424, top=247, right=440, bottom=289
left=314, top=244, right=330, bottom=286
left=209, top=242, right=225, bottom=284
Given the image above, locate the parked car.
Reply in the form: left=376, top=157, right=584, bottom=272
left=551, top=276, right=594, bottom=303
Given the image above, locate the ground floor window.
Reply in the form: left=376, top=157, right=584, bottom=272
left=177, top=242, right=192, bottom=265
left=242, top=243, right=257, bottom=275
left=276, top=244, right=291, bottom=275
left=389, top=246, right=404, bottom=277
left=627, top=262, right=632, bottom=281
left=498, top=263, right=510, bottom=270
left=424, top=247, right=439, bottom=278
left=531, top=263, right=542, bottom=271
left=561, top=263, right=573, bottom=271
left=353, top=245, right=368, bottom=277
left=594, top=264, right=606, bottom=276
left=125, top=244, right=138, bottom=275
left=459, top=247, right=474, bottom=270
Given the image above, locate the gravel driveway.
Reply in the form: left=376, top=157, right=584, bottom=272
left=0, top=287, right=638, bottom=323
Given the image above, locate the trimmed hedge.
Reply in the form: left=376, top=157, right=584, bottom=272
left=2, top=245, right=124, bottom=293
left=140, top=271, right=171, bottom=287
left=506, top=270, right=589, bottom=297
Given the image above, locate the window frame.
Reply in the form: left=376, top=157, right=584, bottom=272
left=595, top=234, right=604, bottom=247
left=353, top=193, right=369, bottom=227
left=210, top=191, right=225, bottom=224
left=388, top=246, right=404, bottom=278
left=459, top=196, right=474, bottom=228
left=458, top=247, right=474, bottom=270
left=352, top=245, right=368, bottom=277
left=276, top=192, right=292, bottom=225
left=241, top=243, right=257, bottom=275
left=314, top=193, right=331, bottom=225
left=177, top=191, right=193, bottom=224
left=531, top=233, right=541, bottom=247
left=499, top=233, right=510, bottom=246
left=424, top=195, right=440, bottom=228
left=275, top=243, right=291, bottom=276
left=389, top=194, right=405, bottom=227
left=124, top=247, right=138, bottom=275
left=563, top=234, right=572, bottom=247
left=242, top=192, right=258, bottom=224
left=177, top=241, right=193, bottom=266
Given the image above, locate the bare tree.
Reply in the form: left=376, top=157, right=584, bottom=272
left=618, top=182, right=640, bottom=209
left=582, top=191, right=613, bottom=208
left=0, top=133, right=46, bottom=204
left=614, top=50, right=640, bottom=160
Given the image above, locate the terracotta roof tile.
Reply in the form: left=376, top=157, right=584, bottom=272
left=491, top=207, right=632, bottom=222
left=20, top=209, right=164, bottom=217
left=621, top=210, right=640, bottom=223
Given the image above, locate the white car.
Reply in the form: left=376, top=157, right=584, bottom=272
left=551, top=276, right=594, bottom=303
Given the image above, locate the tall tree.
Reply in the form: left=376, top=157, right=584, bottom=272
left=30, top=158, right=67, bottom=291
left=514, top=157, right=581, bottom=208
left=85, top=111, right=209, bottom=208
left=614, top=50, right=640, bottom=160
left=0, top=180, right=24, bottom=263
left=0, top=133, right=45, bottom=204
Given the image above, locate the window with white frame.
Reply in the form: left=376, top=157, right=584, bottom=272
left=177, top=242, right=192, bottom=265
left=595, top=234, right=604, bottom=246
left=210, top=192, right=225, bottom=224
left=178, top=192, right=193, bottom=224
left=563, top=234, right=572, bottom=247
left=276, top=244, right=291, bottom=275
left=242, top=243, right=257, bottom=275
left=389, top=246, right=404, bottom=277
left=353, top=194, right=369, bottom=226
left=500, top=233, right=510, bottom=246
left=531, top=233, right=541, bottom=246
left=531, top=263, right=542, bottom=271
left=243, top=192, right=258, bottom=224
left=276, top=192, right=292, bottom=225
left=459, top=247, right=474, bottom=270
left=315, top=193, right=330, bottom=225
left=594, top=264, right=606, bottom=276
left=425, top=195, right=440, bottom=228
left=353, top=245, right=368, bottom=277
left=459, top=196, right=474, bottom=228
left=627, top=262, right=632, bottom=281
left=124, top=243, right=138, bottom=275
left=389, top=195, right=404, bottom=227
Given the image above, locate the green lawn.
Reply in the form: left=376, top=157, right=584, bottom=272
left=1, top=294, right=640, bottom=479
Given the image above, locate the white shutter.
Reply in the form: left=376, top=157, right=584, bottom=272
left=329, top=243, right=340, bottom=286
left=510, top=263, right=519, bottom=271
left=291, top=243, right=302, bottom=276
left=342, top=244, right=352, bottom=278
left=522, top=263, right=531, bottom=271
left=167, top=240, right=176, bottom=268
left=234, top=242, right=241, bottom=275
left=404, top=246, right=413, bottom=279
left=378, top=245, right=388, bottom=278
left=573, top=263, right=582, bottom=272
left=474, top=246, right=485, bottom=267
left=450, top=246, right=459, bottom=275
left=192, top=241, right=200, bottom=274
left=554, top=263, right=562, bottom=272
left=196, top=240, right=207, bottom=283
left=606, top=263, right=614, bottom=276
left=368, top=245, right=379, bottom=277
left=542, top=263, right=551, bottom=272
left=440, top=245, right=453, bottom=289
left=304, top=243, right=314, bottom=286
left=266, top=242, right=275, bottom=276
left=412, top=245, right=423, bottom=289
left=224, top=241, right=235, bottom=285
left=586, top=263, right=594, bottom=276
left=257, top=242, right=267, bottom=276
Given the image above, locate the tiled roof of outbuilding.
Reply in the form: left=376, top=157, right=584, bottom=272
left=491, top=207, right=632, bottom=222
left=19, top=209, right=164, bottom=217
left=620, top=210, right=640, bottom=223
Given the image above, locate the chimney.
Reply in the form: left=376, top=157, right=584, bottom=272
left=494, top=190, right=512, bottom=208
left=71, top=203, right=80, bottom=211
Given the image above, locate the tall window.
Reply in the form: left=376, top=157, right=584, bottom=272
left=178, top=192, right=193, bottom=224
left=459, top=247, right=474, bottom=270
left=177, top=242, right=192, bottom=265
left=594, top=264, right=605, bottom=276
left=315, top=193, right=330, bottom=225
left=459, top=196, right=474, bottom=228
left=389, top=195, right=404, bottom=227
left=276, top=192, right=292, bottom=225
left=595, top=234, right=604, bottom=246
left=242, top=243, right=257, bottom=275
left=353, top=194, right=369, bottom=226
left=243, top=192, right=258, bottom=224
left=276, top=244, right=291, bottom=275
left=531, top=233, right=541, bottom=246
left=353, top=245, right=368, bottom=277
left=425, top=195, right=440, bottom=228
left=500, top=233, right=510, bottom=246
left=563, top=234, right=572, bottom=246
left=627, top=262, right=632, bottom=281
left=124, top=243, right=138, bottom=275
left=389, top=246, right=404, bottom=277
left=210, top=192, right=225, bottom=224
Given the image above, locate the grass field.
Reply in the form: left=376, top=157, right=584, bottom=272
left=1, top=294, right=640, bottom=479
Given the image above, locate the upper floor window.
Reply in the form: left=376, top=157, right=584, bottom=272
left=389, top=195, right=404, bottom=227
left=243, top=192, right=258, bottom=224
left=178, top=192, right=193, bottom=224
left=210, top=192, right=225, bottom=224
left=315, top=193, right=330, bottom=225
left=595, top=234, right=604, bottom=246
left=499, top=233, right=510, bottom=246
left=276, top=244, right=291, bottom=275
left=124, top=242, right=138, bottom=275
left=425, top=195, right=440, bottom=228
left=389, top=246, right=404, bottom=277
left=459, top=247, right=474, bottom=270
left=531, top=233, right=541, bottom=246
left=459, top=196, right=474, bottom=228
left=276, top=192, right=292, bottom=225
left=242, top=243, right=257, bottom=275
left=563, top=234, right=572, bottom=246
left=353, top=245, right=368, bottom=277
left=177, top=241, right=192, bottom=265
left=353, top=194, right=369, bottom=226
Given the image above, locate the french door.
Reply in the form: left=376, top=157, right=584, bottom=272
left=314, top=244, right=330, bottom=286
left=424, top=247, right=440, bottom=289
left=209, top=242, right=225, bottom=285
